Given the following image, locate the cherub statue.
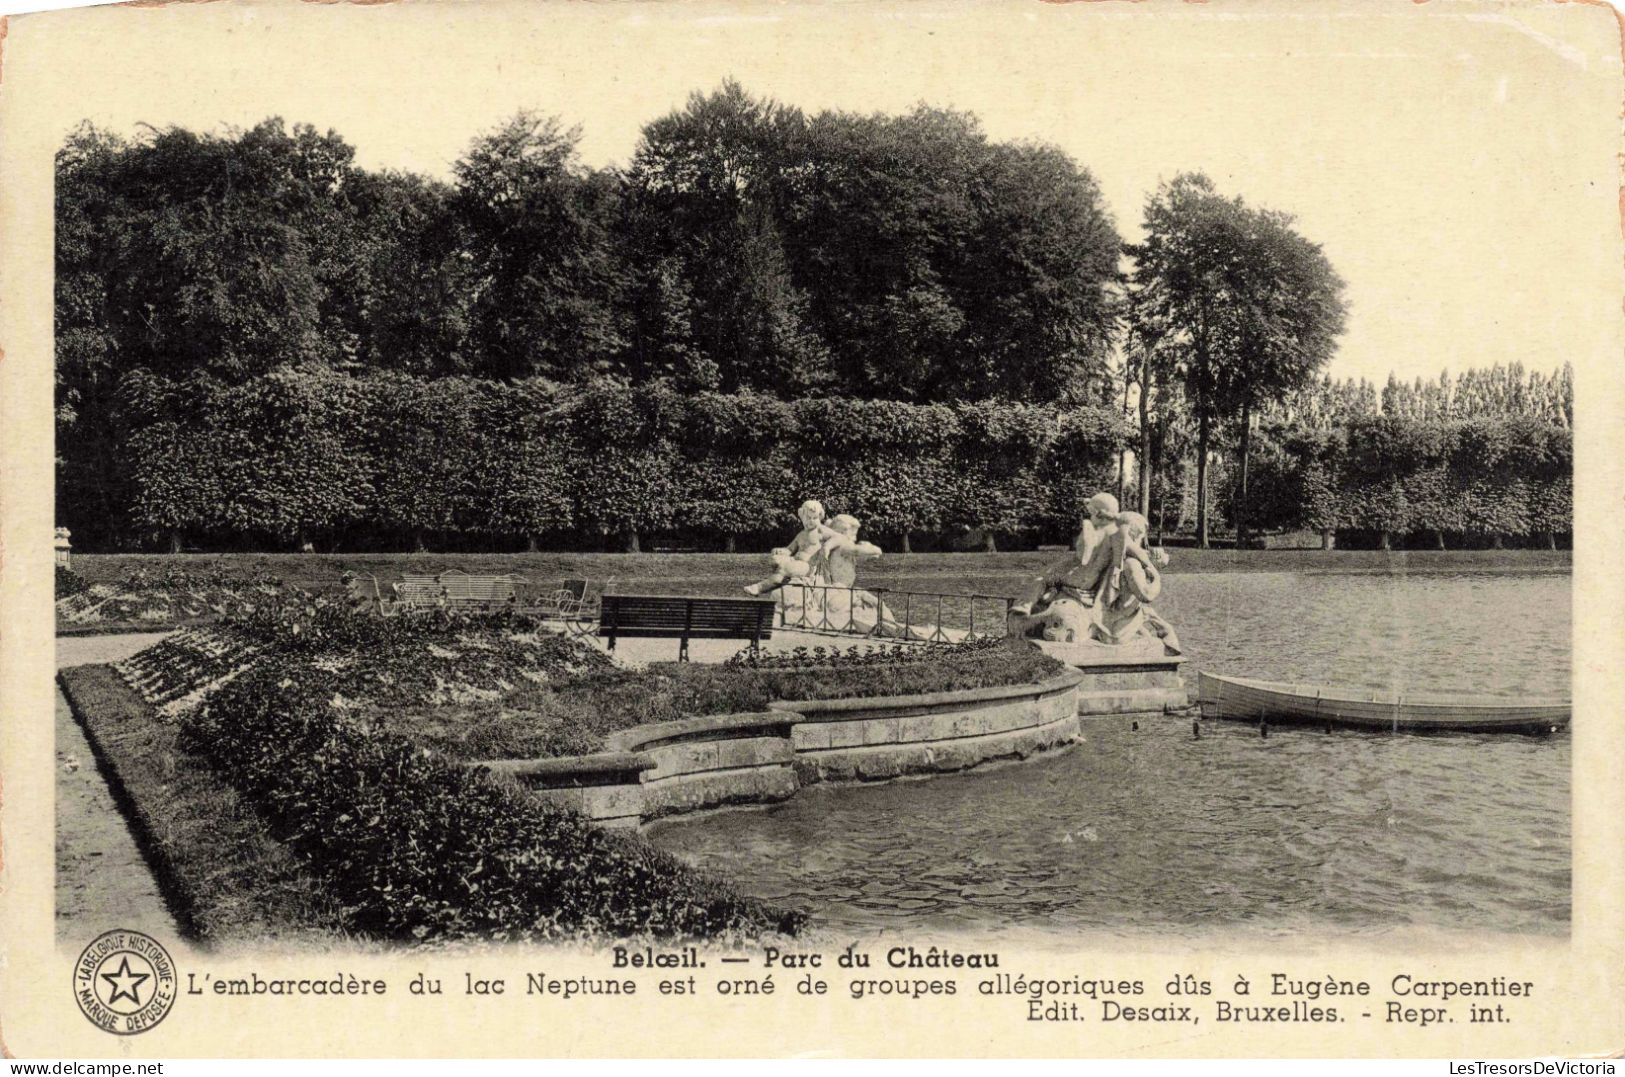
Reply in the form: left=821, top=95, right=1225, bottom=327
left=744, top=499, right=841, bottom=596
left=809, top=513, right=899, bottom=629
left=822, top=513, right=882, bottom=587
left=1010, top=492, right=1166, bottom=643
left=1091, top=511, right=1180, bottom=652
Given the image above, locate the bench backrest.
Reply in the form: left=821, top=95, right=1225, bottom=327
left=440, top=572, right=522, bottom=602
left=599, top=595, right=776, bottom=639
left=396, top=579, right=444, bottom=605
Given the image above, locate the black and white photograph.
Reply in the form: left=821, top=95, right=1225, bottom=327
left=4, top=0, right=1621, bottom=1059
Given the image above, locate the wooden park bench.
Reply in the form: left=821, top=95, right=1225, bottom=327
left=392, top=571, right=527, bottom=612
left=438, top=569, right=527, bottom=610
left=394, top=574, right=446, bottom=610
left=598, top=594, right=777, bottom=662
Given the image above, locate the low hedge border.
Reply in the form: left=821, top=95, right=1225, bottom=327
left=58, top=621, right=215, bottom=638
left=180, top=667, right=805, bottom=943
left=57, top=664, right=352, bottom=946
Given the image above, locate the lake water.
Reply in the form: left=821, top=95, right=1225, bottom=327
left=649, top=569, right=1572, bottom=942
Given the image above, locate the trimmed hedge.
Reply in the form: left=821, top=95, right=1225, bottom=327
left=1234, top=415, right=1571, bottom=547
left=116, top=370, right=1126, bottom=552
left=57, top=663, right=352, bottom=944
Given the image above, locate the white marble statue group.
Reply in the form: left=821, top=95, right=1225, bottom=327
left=743, top=499, right=880, bottom=596
left=1009, top=491, right=1180, bottom=653
left=744, top=492, right=1179, bottom=652
left=743, top=500, right=903, bottom=633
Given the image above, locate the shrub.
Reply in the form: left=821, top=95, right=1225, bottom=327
left=114, top=371, right=1128, bottom=551
left=56, top=563, right=90, bottom=598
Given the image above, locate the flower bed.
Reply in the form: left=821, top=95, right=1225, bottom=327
left=114, top=608, right=616, bottom=720
left=374, top=636, right=1068, bottom=761
left=116, top=628, right=264, bottom=717
left=83, top=603, right=799, bottom=942
left=56, top=566, right=287, bottom=634
left=133, top=607, right=1064, bottom=764
left=181, top=667, right=799, bottom=942
left=84, top=602, right=1064, bottom=942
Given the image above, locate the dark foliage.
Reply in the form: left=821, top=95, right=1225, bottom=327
left=180, top=663, right=803, bottom=942
left=1233, top=414, right=1571, bottom=547
left=56, top=564, right=90, bottom=598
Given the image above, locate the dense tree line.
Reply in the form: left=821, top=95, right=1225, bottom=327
left=56, top=90, right=1122, bottom=398
left=57, top=86, right=1129, bottom=549
left=116, top=370, right=1125, bottom=553
left=1219, top=363, right=1574, bottom=549
left=56, top=89, right=1572, bottom=553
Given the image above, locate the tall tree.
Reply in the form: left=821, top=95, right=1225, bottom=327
left=779, top=105, right=977, bottom=400
left=622, top=82, right=832, bottom=395
left=55, top=119, right=369, bottom=547
left=1132, top=173, right=1346, bottom=546
left=959, top=140, right=1121, bottom=402
left=1218, top=205, right=1347, bottom=546
left=779, top=105, right=1120, bottom=402
left=347, top=170, right=475, bottom=376
left=1121, top=278, right=1181, bottom=519
left=454, top=112, right=627, bottom=381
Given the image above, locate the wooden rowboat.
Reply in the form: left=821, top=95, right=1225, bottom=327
left=1196, top=671, right=1570, bottom=735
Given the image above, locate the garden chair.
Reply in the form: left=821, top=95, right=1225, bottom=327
left=544, top=577, right=605, bottom=635
left=342, top=572, right=393, bottom=617
left=438, top=570, right=528, bottom=610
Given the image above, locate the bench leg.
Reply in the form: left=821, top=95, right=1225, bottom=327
left=679, top=634, right=689, bottom=663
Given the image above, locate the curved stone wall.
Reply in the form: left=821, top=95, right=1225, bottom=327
left=478, top=664, right=1193, bottom=828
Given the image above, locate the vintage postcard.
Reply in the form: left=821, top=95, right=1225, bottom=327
left=1, top=0, right=1621, bottom=1059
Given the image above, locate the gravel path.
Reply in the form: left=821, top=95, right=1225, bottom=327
left=56, top=633, right=180, bottom=945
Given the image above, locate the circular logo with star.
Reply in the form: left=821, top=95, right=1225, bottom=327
left=73, top=929, right=177, bottom=1035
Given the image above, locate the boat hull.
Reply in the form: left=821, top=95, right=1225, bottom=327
left=1197, top=672, right=1569, bottom=735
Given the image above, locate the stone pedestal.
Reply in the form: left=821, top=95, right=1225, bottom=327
left=1033, top=639, right=1188, bottom=724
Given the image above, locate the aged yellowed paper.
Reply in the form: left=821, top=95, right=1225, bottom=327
left=2, top=0, right=1621, bottom=1058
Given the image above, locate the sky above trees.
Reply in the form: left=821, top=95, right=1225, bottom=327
left=18, top=2, right=1619, bottom=385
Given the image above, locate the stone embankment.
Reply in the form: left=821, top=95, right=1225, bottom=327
left=482, top=648, right=1186, bottom=828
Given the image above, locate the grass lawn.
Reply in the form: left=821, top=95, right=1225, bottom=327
left=57, top=663, right=354, bottom=947
left=71, top=547, right=1572, bottom=597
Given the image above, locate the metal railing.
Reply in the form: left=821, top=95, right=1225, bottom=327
left=777, top=583, right=1014, bottom=644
